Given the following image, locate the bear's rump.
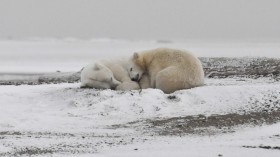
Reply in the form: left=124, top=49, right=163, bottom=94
left=154, top=66, right=192, bottom=93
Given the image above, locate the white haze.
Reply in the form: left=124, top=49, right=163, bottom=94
left=0, top=0, right=280, bottom=40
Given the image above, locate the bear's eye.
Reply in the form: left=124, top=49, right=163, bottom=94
left=130, top=68, right=133, bottom=71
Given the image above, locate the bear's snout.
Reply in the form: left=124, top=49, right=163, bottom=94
left=131, top=74, right=140, bottom=82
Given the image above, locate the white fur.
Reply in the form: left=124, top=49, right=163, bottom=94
left=81, top=58, right=140, bottom=90
left=127, top=48, right=205, bottom=93
left=128, top=57, right=144, bottom=81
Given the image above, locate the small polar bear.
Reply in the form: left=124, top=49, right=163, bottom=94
left=80, top=59, right=140, bottom=90
left=127, top=48, right=205, bottom=94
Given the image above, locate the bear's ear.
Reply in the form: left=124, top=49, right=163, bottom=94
left=94, top=63, right=104, bottom=70
left=133, top=52, right=139, bottom=60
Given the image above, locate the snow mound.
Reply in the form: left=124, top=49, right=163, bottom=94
left=1, top=78, right=279, bottom=133
left=0, top=78, right=280, bottom=156
left=57, top=82, right=280, bottom=126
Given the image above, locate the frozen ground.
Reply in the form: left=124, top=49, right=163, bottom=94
left=0, top=39, right=280, bottom=156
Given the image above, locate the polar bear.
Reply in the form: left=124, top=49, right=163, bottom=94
left=127, top=48, right=204, bottom=93
left=81, top=59, right=140, bottom=90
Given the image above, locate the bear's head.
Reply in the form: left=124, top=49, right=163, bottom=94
left=81, top=63, right=121, bottom=89
left=127, top=52, right=145, bottom=82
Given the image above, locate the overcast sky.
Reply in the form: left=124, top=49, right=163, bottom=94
left=0, top=0, right=279, bottom=40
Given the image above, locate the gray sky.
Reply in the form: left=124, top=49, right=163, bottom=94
left=0, top=0, right=279, bottom=40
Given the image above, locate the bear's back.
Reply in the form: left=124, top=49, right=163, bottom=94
left=147, top=48, right=201, bottom=70
left=143, top=48, right=204, bottom=88
left=101, top=58, right=131, bottom=82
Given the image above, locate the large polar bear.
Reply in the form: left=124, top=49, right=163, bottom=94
left=81, top=59, right=140, bottom=90
left=127, top=48, right=205, bottom=93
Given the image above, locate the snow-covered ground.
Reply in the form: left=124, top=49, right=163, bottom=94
left=0, top=39, right=280, bottom=156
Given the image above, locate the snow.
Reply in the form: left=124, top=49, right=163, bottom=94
left=102, top=122, right=280, bottom=157
left=1, top=78, right=279, bottom=131
left=1, top=78, right=280, bottom=156
left=0, top=39, right=280, bottom=156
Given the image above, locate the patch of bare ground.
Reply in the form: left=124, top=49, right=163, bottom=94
left=0, top=131, right=145, bottom=156
left=132, top=111, right=280, bottom=136
left=243, top=145, right=280, bottom=150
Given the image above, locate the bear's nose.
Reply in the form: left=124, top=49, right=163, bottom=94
left=131, top=74, right=139, bottom=82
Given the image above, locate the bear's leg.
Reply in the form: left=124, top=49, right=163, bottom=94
left=80, top=81, right=94, bottom=88
left=80, top=82, right=88, bottom=88
left=155, top=66, right=190, bottom=94
left=139, top=74, right=151, bottom=89
left=116, top=81, right=140, bottom=91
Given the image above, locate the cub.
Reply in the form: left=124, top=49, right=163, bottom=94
left=81, top=59, right=140, bottom=90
